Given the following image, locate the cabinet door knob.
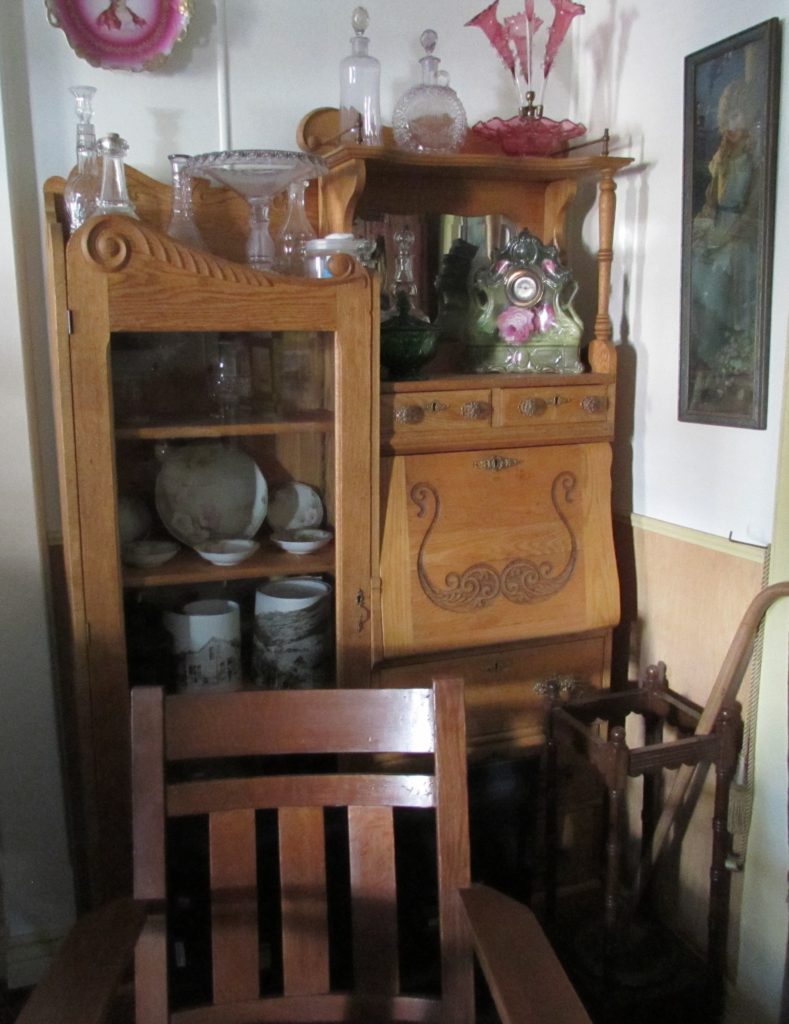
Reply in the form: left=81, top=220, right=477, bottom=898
left=581, top=395, right=606, bottom=414
left=395, top=404, right=425, bottom=425
left=519, top=397, right=548, bottom=417
left=461, top=400, right=490, bottom=420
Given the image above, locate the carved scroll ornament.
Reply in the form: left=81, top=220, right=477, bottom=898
left=410, top=471, right=577, bottom=612
left=80, top=214, right=277, bottom=286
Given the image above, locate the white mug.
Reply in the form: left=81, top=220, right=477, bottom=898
left=164, top=598, right=241, bottom=693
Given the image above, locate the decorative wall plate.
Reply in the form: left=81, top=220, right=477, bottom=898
left=45, top=0, right=192, bottom=71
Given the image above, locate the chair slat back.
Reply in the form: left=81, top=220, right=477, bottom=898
left=130, top=677, right=473, bottom=1023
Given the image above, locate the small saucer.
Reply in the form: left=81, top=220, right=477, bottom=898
left=194, top=539, right=260, bottom=566
left=122, top=540, right=180, bottom=568
left=270, top=529, right=333, bottom=555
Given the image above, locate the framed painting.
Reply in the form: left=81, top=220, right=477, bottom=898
left=679, top=18, right=781, bottom=428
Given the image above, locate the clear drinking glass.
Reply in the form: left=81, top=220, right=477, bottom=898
left=207, top=336, right=252, bottom=421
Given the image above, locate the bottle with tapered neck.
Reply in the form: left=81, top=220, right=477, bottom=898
left=339, top=6, right=382, bottom=145
left=63, top=85, right=101, bottom=232
left=96, top=133, right=138, bottom=219
left=276, top=179, right=315, bottom=274
left=166, top=154, right=204, bottom=248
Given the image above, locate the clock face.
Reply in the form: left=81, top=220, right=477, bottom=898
left=505, top=268, right=544, bottom=307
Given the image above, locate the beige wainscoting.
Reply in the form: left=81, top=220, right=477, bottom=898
left=613, top=512, right=767, bottom=969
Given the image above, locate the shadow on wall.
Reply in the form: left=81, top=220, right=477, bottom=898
left=582, top=0, right=639, bottom=131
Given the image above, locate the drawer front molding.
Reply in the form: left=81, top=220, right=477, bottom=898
left=411, top=471, right=578, bottom=612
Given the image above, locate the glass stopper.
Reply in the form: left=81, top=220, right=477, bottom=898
left=420, top=29, right=437, bottom=54
left=351, top=7, right=370, bottom=35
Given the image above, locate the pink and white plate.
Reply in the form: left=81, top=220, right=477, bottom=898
left=46, top=0, right=191, bottom=72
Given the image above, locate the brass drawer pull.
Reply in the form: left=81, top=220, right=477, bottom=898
left=461, top=400, right=490, bottom=420
left=474, top=455, right=521, bottom=471
left=533, top=675, right=583, bottom=698
left=519, top=397, right=548, bottom=417
left=395, top=404, right=425, bottom=425
left=581, top=395, right=606, bottom=414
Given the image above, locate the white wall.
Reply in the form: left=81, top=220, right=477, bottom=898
left=0, top=3, right=75, bottom=988
left=2, top=0, right=787, bottom=1010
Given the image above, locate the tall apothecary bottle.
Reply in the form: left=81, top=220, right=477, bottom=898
left=339, top=6, right=382, bottom=145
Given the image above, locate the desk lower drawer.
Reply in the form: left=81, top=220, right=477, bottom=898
left=374, top=632, right=610, bottom=756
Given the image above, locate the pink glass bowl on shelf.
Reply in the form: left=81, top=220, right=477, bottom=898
left=471, top=113, right=586, bottom=157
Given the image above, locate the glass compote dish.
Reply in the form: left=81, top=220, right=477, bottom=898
left=188, top=150, right=327, bottom=272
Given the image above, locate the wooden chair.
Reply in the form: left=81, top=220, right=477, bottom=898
left=19, top=677, right=590, bottom=1024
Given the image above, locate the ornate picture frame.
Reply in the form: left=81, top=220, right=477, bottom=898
left=679, top=18, right=781, bottom=428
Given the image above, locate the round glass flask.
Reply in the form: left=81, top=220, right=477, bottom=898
left=392, top=30, right=467, bottom=153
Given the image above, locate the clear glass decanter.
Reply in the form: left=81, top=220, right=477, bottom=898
left=166, top=154, right=204, bottom=248
left=96, top=133, right=138, bottom=218
left=380, top=226, right=437, bottom=380
left=392, top=30, right=468, bottom=153
left=276, top=179, right=315, bottom=274
left=63, top=85, right=101, bottom=232
left=339, top=6, right=382, bottom=145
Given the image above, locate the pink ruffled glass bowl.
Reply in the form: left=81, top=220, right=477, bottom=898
left=472, top=114, right=586, bottom=157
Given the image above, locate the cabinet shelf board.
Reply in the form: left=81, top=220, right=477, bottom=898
left=122, top=541, right=334, bottom=587
left=115, top=411, right=334, bottom=441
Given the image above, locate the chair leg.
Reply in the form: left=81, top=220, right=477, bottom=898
left=707, top=704, right=740, bottom=1019
left=544, top=704, right=559, bottom=929
left=603, top=725, right=629, bottom=973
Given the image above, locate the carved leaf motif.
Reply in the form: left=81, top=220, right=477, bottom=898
left=411, top=470, right=577, bottom=613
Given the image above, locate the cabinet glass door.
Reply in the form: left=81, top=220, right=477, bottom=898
left=111, top=327, right=342, bottom=693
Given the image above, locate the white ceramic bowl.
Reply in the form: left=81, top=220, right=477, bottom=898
left=193, top=539, right=260, bottom=566
left=270, top=528, right=333, bottom=555
left=256, top=577, right=333, bottom=613
left=121, top=539, right=180, bottom=568
left=266, top=482, right=323, bottom=533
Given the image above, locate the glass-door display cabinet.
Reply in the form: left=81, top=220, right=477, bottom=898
left=44, top=167, right=378, bottom=906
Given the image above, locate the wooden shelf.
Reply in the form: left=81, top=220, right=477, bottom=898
left=122, top=540, right=335, bottom=588
left=115, top=410, right=334, bottom=441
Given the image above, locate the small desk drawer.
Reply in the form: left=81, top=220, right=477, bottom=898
left=499, top=384, right=609, bottom=426
left=383, top=390, right=492, bottom=435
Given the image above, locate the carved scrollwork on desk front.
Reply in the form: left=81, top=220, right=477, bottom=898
left=81, top=215, right=278, bottom=287
left=410, top=471, right=578, bottom=612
